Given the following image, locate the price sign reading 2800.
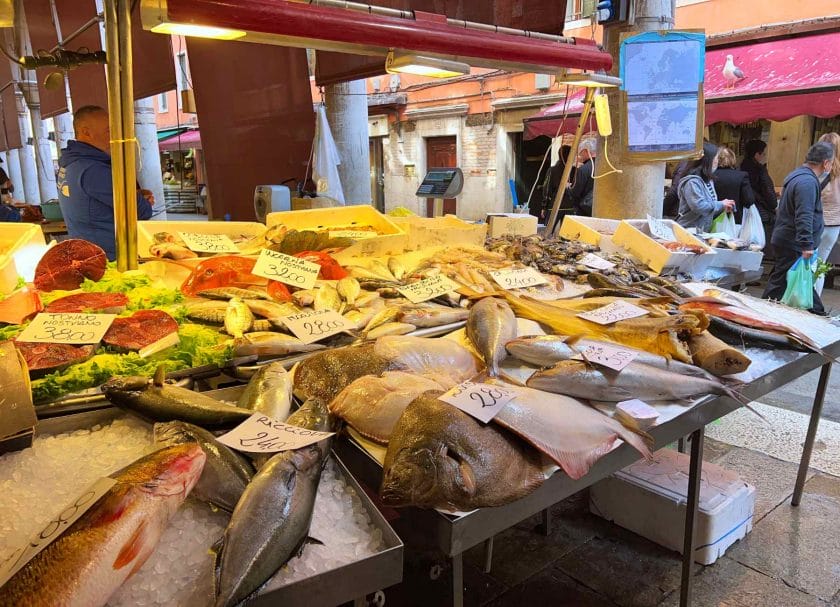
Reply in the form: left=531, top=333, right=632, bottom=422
left=16, top=313, right=117, bottom=344
left=281, top=310, right=350, bottom=344
left=252, top=249, right=321, bottom=290
left=440, top=380, right=517, bottom=423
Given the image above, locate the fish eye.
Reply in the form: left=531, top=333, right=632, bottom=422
left=204, top=269, right=214, bottom=277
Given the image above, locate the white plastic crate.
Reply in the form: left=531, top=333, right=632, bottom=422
left=589, top=448, right=755, bottom=565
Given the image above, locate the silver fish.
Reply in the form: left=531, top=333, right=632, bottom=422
left=244, top=299, right=299, bottom=320
left=233, top=331, right=327, bottom=357
left=199, top=287, right=269, bottom=300
left=467, top=298, right=517, bottom=377
left=388, top=257, right=406, bottom=281
left=237, top=362, right=294, bottom=421
left=314, top=284, right=342, bottom=313
left=336, top=277, right=361, bottom=306
left=399, top=305, right=469, bottom=328
left=364, top=306, right=401, bottom=333
left=367, top=322, right=416, bottom=339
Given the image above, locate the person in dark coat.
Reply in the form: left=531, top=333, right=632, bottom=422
left=713, top=146, right=755, bottom=224
left=663, top=160, right=689, bottom=218
left=740, top=139, right=778, bottom=250
left=762, top=142, right=835, bottom=315
left=540, top=144, right=575, bottom=222
left=567, top=139, right=596, bottom=217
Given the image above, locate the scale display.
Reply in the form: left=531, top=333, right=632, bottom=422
left=415, top=168, right=464, bottom=198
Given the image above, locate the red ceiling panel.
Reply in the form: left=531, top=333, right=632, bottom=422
left=0, top=58, right=22, bottom=151
left=53, top=0, right=107, bottom=110
left=24, top=0, right=69, bottom=118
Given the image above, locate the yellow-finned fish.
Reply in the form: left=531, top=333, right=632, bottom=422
left=225, top=297, right=254, bottom=338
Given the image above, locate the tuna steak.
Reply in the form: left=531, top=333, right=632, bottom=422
left=33, top=239, right=107, bottom=292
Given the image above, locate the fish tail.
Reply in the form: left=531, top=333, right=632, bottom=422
left=724, top=387, right=770, bottom=424
left=616, top=426, right=654, bottom=461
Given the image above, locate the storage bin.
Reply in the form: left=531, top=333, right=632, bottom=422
left=589, top=448, right=755, bottom=565
left=392, top=215, right=487, bottom=250
left=137, top=220, right=266, bottom=258
left=613, top=219, right=715, bottom=277
left=0, top=223, right=47, bottom=294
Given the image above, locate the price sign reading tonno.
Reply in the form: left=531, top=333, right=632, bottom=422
left=17, top=313, right=117, bottom=344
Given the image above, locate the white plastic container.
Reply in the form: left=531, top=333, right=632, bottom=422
left=589, top=448, right=755, bottom=565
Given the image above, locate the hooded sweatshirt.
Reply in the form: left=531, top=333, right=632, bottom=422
left=57, top=140, right=153, bottom=260
left=771, top=166, right=823, bottom=252
left=676, top=174, right=724, bottom=233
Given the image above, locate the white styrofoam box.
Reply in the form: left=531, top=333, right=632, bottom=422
left=558, top=215, right=624, bottom=256
left=137, top=220, right=266, bottom=258
left=0, top=223, right=47, bottom=294
left=391, top=215, right=487, bottom=250
left=613, top=219, right=715, bottom=278
left=486, top=213, right=538, bottom=238
left=589, top=448, right=755, bottom=565
left=704, top=248, right=764, bottom=273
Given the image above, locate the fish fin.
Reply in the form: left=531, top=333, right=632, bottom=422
left=210, top=537, right=224, bottom=596
left=562, top=333, right=587, bottom=347
left=613, top=425, right=654, bottom=461
left=459, top=460, right=477, bottom=497
left=153, top=365, right=166, bottom=387
left=113, top=520, right=149, bottom=570
left=723, top=388, right=770, bottom=424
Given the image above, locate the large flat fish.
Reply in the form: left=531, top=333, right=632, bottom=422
left=237, top=362, right=294, bottom=421
left=467, top=297, right=517, bottom=377
left=0, top=444, right=205, bottom=607
left=380, top=393, right=544, bottom=511
left=294, top=344, right=396, bottom=403
left=372, top=335, right=479, bottom=388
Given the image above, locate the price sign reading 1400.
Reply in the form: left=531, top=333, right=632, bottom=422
left=489, top=267, right=548, bottom=290
left=572, top=343, right=639, bottom=371
left=251, top=249, right=321, bottom=290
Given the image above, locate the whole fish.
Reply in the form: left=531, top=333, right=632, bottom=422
left=103, top=367, right=251, bottom=429
left=149, top=242, right=197, bottom=260
left=705, top=315, right=807, bottom=351
left=181, top=255, right=265, bottom=297
left=243, top=298, right=299, bottom=320
left=294, top=344, right=395, bottom=403
left=336, top=277, right=361, bottom=306
left=506, top=335, right=717, bottom=379
left=314, top=284, right=342, bottom=312
left=154, top=421, right=254, bottom=512
left=526, top=360, right=743, bottom=403
left=363, top=306, right=401, bottom=333
left=388, top=257, right=406, bottom=281
left=329, top=371, right=446, bottom=444
left=467, top=297, right=517, bottom=377
left=343, top=307, right=377, bottom=331
left=225, top=297, right=254, bottom=339
left=354, top=291, right=381, bottom=308
left=213, top=401, right=333, bottom=607
left=398, top=305, right=469, bottom=328
left=380, top=393, right=544, bottom=510
left=237, top=362, right=294, bottom=421
left=232, top=331, right=327, bottom=358
left=198, top=287, right=269, bottom=300
left=292, top=289, right=317, bottom=307
left=0, top=444, right=205, bottom=607
left=490, top=384, right=652, bottom=480
left=367, top=322, right=416, bottom=339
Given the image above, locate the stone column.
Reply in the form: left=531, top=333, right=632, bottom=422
left=16, top=93, right=40, bottom=204
left=54, top=112, right=74, bottom=155
left=134, top=98, right=167, bottom=219
left=325, top=79, right=372, bottom=205
left=6, top=149, right=24, bottom=198
left=29, top=102, right=59, bottom=201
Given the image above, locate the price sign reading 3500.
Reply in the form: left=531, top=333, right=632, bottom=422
left=397, top=275, right=460, bottom=303
left=577, top=301, right=649, bottom=325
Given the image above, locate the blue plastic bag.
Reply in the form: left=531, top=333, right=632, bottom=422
left=781, top=256, right=814, bottom=310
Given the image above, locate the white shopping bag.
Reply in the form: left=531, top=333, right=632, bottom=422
left=738, top=205, right=765, bottom=248
left=312, top=104, right=345, bottom=206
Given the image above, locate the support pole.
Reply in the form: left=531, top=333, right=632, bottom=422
left=545, top=86, right=595, bottom=234
left=6, top=148, right=23, bottom=198
left=54, top=113, right=74, bottom=155
left=134, top=98, right=166, bottom=220
left=325, top=79, right=372, bottom=205
left=792, top=362, right=832, bottom=506
left=29, top=102, right=59, bottom=201
left=680, top=426, right=704, bottom=607
left=104, top=0, right=138, bottom=270
left=15, top=92, right=40, bottom=204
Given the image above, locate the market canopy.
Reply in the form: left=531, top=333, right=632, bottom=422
left=524, top=31, right=840, bottom=140
left=158, top=129, right=202, bottom=151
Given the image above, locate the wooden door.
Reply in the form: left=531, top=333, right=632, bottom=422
left=425, top=136, right=457, bottom=217
left=369, top=137, right=385, bottom=212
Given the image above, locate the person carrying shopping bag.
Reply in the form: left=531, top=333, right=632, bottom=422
left=815, top=132, right=840, bottom=295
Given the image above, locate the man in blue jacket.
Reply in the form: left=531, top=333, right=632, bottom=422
left=762, top=142, right=835, bottom=315
left=57, top=105, right=154, bottom=260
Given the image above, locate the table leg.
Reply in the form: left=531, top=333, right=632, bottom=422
left=452, top=553, right=464, bottom=607
left=792, top=362, right=832, bottom=507
left=678, top=437, right=686, bottom=453
left=539, top=508, right=551, bottom=536
left=680, top=426, right=704, bottom=607
left=483, top=537, right=494, bottom=574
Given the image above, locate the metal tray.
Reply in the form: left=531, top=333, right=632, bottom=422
left=34, top=410, right=403, bottom=607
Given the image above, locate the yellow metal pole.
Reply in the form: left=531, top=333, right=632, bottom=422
left=545, top=86, right=596, bottom=236
left=104, top=0, right=138, bottom=270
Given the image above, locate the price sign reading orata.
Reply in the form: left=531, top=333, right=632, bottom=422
left=490, top=267, right=548, bottom=290
left=647, top=215, right=675, bottom=241
left=0, top=477, right=117, bottom=587
left=440, top=380, right=517, bottom=423
left=397, top=275, right=461, bottom=303
left=218, top=413, right=335, bottom=454
left=281, top=309, right=351, bottom=344
left=577, top=301, right=649, bottom=325
left=572, top=343, right=639, bottom=371
left=328, top=230, right=377, bottom=240
left=252, top=249, right=321, bottom=290
left=580, top=253, right=615, bottom=270
left=17, top=313, right=117, bottom=344
left=178, top=232, right=240, bottom=254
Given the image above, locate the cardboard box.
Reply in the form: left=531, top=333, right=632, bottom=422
left=392, top=215, right=487, bottom=250
left=0, top=223, right=47, bottom=295
left=486, top=213, right=538, bottom=238
left=0, top=342, right=36, bottom=454
left=137, top=220, right=266, bottom=258
left=613, top=219, right=715, bottom=277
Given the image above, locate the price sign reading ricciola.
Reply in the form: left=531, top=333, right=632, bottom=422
left=218, top=413, right=335, bottom=453
left=577, top=301, right=649, bottom=325
left=572, top=343, right=639, bottom=371
left=281, top=310, right=352, bottom=344
left=178, top=232, right=240, bottom=254
left=328, top=230, right=377, bottom=240
left=251, top=249, right=321, bottom=290
left=489, top=267, right=549, bottom=290
left=17, top=313, right=117, bottom=344
left=440, top=380, right=517, bottom=423
left=397, top=275, right=460, bottom=303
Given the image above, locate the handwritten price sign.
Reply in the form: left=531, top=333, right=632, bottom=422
left=579, top=253, right=615, bottom=270
left=0, top=477, right=116, bottom=586
left=17, top=313, right=116, bottom=344
left=217, top=413, right=334, bottom=453
left=572, top=343, right=638, bottom=371
left=647, top=215, right=675, bottom=241
left=397, top=275, right=460, bottom=303
left=489, top=267, right=548, bottom=290
left=281, top=309, right=351, bottom=344
left=252, top=249, right=321, bottom=290
left=440, top=380, right=517, bottom=423
left=577, top=301, right=649, bottom=325
left=328, top=230, right=377, bottom=240
left=178, top=232, right=240, bottom=254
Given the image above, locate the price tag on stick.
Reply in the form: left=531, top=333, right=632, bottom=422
left=281, top=310, right=352, bottom=344
left=217, top=413, right=335, bottom=453
left=490, top=267, right=548, bottom=290
left=572, top=343, right=639, bottom=371
left=577, top=301, right=649, bottom=325
left=579, top=253, right=615, bottom=270
left=252, top=249, right=321, bottom=290
left=440, top=380, right=517, bottom=423
left=178, top=232, right=240, bottom=254
left=17, top=313, right=117, bottom=344
left=397, top=275, right=460, bottom=303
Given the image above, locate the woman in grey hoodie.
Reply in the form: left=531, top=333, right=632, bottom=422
left=676, top=142, right=735, bottom=232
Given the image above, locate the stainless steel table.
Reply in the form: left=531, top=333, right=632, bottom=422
left=336, top=341, right=839, bottom=607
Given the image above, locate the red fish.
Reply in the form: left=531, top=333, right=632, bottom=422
left=295, top=251, right=348, bottom=280
left=267, top=280, right=292, bottom=302
left=0, top=287, right=43, bottom=325
left=180, top=256, right=265, bottom=296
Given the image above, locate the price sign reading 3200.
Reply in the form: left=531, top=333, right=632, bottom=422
left=490, top=267, right=548, bottom=290
left=440, top=380, right=517, bottom=423
left=17, top=313, right=116, bottom=344
left=251, top=249, right=321, bottom=290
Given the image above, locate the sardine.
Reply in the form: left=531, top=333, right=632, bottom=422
left=233, top=331, right=327, bottom=358
left=380, top=393, right=544, bottom=510
left=103, top=368, right=251, bottom=429
left=237, top=362, right=294, bottom=421
left=398, top=305, right=469, bottom=328
left=225, top=297, right=254, bottom=339
left=154, top=421, right=254, bottom=512
left=314, top=284, right=342, bottom=312
left=467, top=297, right=517, bottom=377
left=199, top=287, right=269, bottom=300
left=367, top=322, right=416, bottom=339
left=0, top=445, right=205, bottom=607
left=336, top=277, right=361, bottom=306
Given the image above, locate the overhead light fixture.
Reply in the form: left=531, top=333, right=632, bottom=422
left=385, top=50, right=470, bottom=78
left=150, top=22, right=246, bottom=40
left=555, top=72, right=622, bottom=88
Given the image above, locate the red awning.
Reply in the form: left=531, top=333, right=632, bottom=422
left=159, top=129, right=202, bottom=151
left=524, top=31, right=840, bottom=140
